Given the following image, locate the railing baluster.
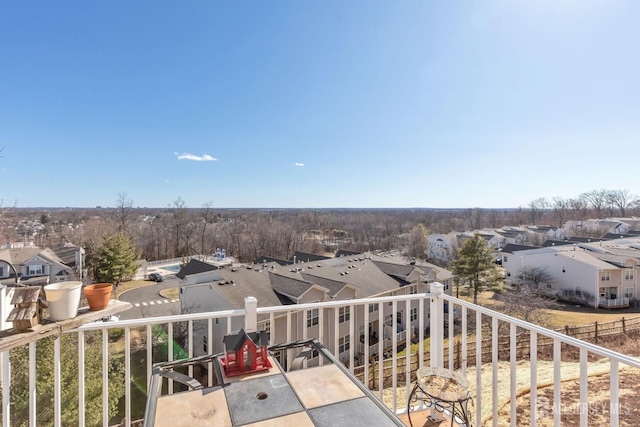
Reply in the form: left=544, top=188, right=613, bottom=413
left=378, top=304, right=383, bottom=401
left=28, top=341, right=36, bottom=426
left=349, top=303, right=355, bottom=373
left=462, top=306, right=467, bottom=376
left=102, top=329, right=108, bottom=427
left=492, top=316, right=498, bottom=427
left=125, top=327, right=131, bottom=427
left=553, top=339, right=561, bottom=427
left=579, top=348, right=588, bottom=427
left=448, top=302, right=454, bottom=370
left=78, top=330, right=85, bottom=427
left=54, top=336, right=61, bottom=427
left=405, top=299, right=411, bottom=404
left=391, top=300, right=397, bottom=412
left=188, top=320, right=193, bottom=378
left=2, top=351, right=9, bottom=427
left=510, top=323, right=517, bottom=427
left=610, top=360, right=619, bottom=427
left=207, top=318, right=213, bottom=386
left=318, top=308, right=324, bottom=367
left=530, top=331, right=538, bottom=426
left=364, top=303, right=369, bottom=386
left=475, top=310, right=482, bottom=426
left=147, top=324, right=152, bottom=391
left=168, top=322, right=173, bottom=394
left=418, top=296, right=424, bottom=371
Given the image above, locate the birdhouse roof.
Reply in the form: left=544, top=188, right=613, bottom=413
left=10, top=287, right=42, bottom=305
left=223, top=328, right=269, bottom=352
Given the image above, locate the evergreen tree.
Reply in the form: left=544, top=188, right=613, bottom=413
left=4, top=333, right=125, bottom=426
left=451, top=233, right=502, bottom=304
left=94, top=232, right=139, bottom=287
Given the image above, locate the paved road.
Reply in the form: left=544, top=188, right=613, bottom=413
left=117, top=275, right=180, bottom=320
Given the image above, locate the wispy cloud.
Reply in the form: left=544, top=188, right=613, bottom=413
left=295, top=162, right=304, bottom=167
left=174, top=152, right=218, bottom=162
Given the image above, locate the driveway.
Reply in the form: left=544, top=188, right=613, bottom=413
left=117, top=275, right=180, bottom=320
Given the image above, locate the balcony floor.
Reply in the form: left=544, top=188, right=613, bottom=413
left=397, top=409, right=464, bottom=427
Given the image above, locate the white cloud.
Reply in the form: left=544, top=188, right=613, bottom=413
left=175, top=152, right=218, bottom=162
left=295, top=162, right=304, bottom=167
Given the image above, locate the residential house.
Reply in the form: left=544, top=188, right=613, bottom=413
left=502, top=237, right=640, bottom=308
left=0, top=243, right=84, bottom=330
left=178, top=253, right=454, bottom=367
left=426, top=233, right=458, bottom=265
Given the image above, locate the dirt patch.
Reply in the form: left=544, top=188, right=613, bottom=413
left=499, top=369, right=640, bottom=426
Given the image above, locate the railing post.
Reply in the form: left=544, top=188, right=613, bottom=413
left=244, top=296, right=258, bottom=333
left=430, top=283, right=444, bottom=369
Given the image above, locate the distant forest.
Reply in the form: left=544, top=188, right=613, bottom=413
left=1, top=189, right=638, bottom=265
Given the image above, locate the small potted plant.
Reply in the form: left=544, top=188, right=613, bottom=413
left=83, top=283, right=113, bottom=311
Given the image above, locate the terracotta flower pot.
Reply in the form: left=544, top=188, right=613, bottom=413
left=83, top=283, right=113, bottom=311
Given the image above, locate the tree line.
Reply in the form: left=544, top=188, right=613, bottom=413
left=1, top=188, right=638, bottom=279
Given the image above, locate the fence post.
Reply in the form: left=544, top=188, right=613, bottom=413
left=595, top=321, right=598, bottom=344
left=244, top=296, right=257, bottom=333
left=622, top=317, right=626, bottom=334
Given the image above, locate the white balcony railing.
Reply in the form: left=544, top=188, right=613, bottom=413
left=1, top=283, right=640, bottom=426
left=599, top=297, right=630, bottom=308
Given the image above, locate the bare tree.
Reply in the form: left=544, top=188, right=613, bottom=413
left=551, top=197, right=570, bottom=227
left=493, top=266, right=556, bottom=327
left=580, top=189, right=609, bottom=218
left=607, top=189, right=637, bottom=217
left=115, top=191, right=133, bottom=234
left=528, top=197, right=548, bottom=225
left=405, top=224, right=428, bottom=260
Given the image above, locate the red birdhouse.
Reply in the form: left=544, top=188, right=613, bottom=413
left=221, top=328, right=271, bottom=377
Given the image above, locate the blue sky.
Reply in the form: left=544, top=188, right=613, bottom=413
left=1, top=1, right=639, bottom=209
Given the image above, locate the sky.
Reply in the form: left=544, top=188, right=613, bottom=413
left=1, top=1, right=639, bottom=209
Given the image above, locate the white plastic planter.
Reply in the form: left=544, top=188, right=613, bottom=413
left=44, top=281, right=83, bottom=321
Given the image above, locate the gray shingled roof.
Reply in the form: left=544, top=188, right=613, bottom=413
left=213, top=264, right=284, bottom=309
left=176, top=259, right=221, bottom=279
left=268, top=271, right=318, bottom=299
left=501, top=243, right=539, bottom=253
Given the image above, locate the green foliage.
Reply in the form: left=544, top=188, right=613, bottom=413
left=94, top=232, right=139, bottom=286
left=451, top=233, right=502, bottom=304
left=4, top=333, right=125, bottom=427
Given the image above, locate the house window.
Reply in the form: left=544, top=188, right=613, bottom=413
left=601, top=271, right=610, bottom=281
left=410, top=308, right=417, bottom=322
left=339, top=306, right=350, bottom=323
left=0, top=266, right=3, bottom=276
left=575, top=285, right=582, bottom=295
left=388, top=291, right=397, bottom=307
left=444, top=281, right=449, bottom=291
left=624, top=288, right=634, bottom=298
left=27, top=265, right=44, bottom=276
left=203, top=335, right=208, bottom=353
left=396, top=311, right=403, bottom=324
left=368, top=303, right=379, bottom=313
left=310, top=348, right=319, bottom=359
left=263, top=321, right=271, bottom=339
left=625, top=269, right=634, bottom=280
left=384, top=314, right=393, bottom=326
left=307, top=308, right=319, bottom=328
left=338, top=335, right=350, bottom=354
left=503, top=256, right=508, bottom=263
left=409, top=284, right=417, bottom=295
